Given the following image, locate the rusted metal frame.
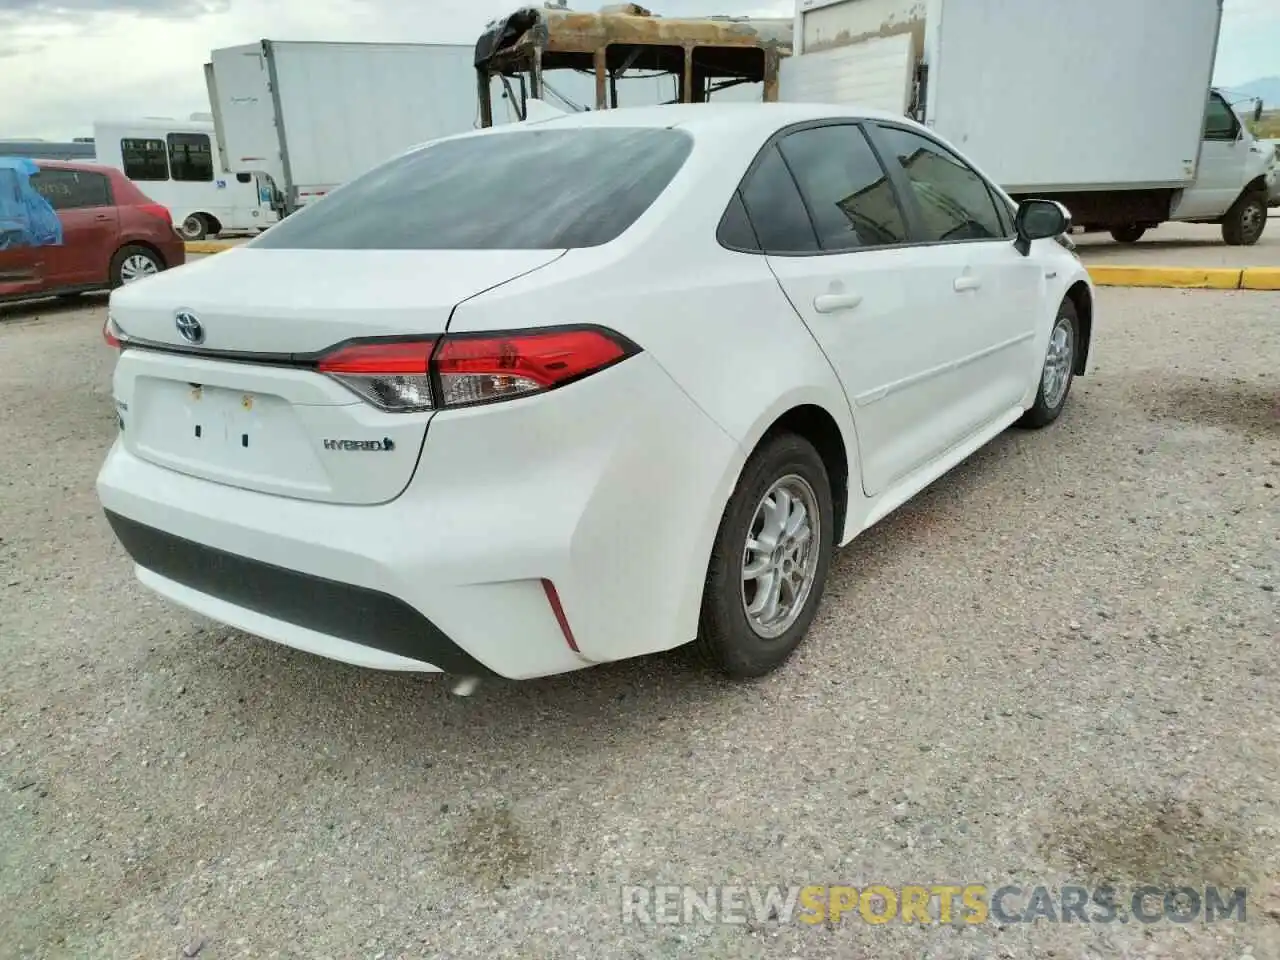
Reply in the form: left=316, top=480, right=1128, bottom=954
left=593, top=47, right=608, bottom=110
left=476, top=68, right=493, bottom=127
left=763, top=47, right=780, bottom=103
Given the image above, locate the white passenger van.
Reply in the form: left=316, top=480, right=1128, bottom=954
left=93, top=117, right=277, bottom=240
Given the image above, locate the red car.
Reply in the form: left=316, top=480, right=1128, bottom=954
left=0, top=159, right=185, bottom=303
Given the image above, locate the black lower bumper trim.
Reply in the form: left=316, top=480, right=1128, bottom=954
left=104, top=510, right=497, bottom=678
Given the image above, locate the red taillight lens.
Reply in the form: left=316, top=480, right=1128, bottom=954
left=314, top=327, right=636, bottom=413
left=317, top=338, right=436, bottom=412
left=434, top=328, right=631, bottom=408
left=103, top=315, right=123, bottom=349
left=136, top=202, right=172, bottom=224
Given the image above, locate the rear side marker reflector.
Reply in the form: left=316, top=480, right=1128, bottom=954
left=541, top=578, right=580, bottom=653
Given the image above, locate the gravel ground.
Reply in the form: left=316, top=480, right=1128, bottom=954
left=0, top=287, right=1277, bottom=960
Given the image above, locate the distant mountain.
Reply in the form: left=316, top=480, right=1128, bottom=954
left=1224, top=76, right=1280, bottom=105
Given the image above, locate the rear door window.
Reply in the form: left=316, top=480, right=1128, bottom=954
left=776, top=123, right=910, bottom=251
left=30, top=168, right=113, bottom=210
left=252, top=127, right=694, bottom=250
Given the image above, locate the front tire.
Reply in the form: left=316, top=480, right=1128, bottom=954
left=1018, top=298, right=1079, bottom=429
left=695, top=433, right=834, bottom=679
left=1221, top=191, right=1267, bottom=246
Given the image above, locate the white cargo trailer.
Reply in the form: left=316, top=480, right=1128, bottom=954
left=204, top=39, right=711, bottom=217
left=784, top=0, right=1277, bottom=245
left=205, top=41, right=501, bottom=216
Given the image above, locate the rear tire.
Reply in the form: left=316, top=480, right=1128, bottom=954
left=1110, top=225, right=1146, bottom=243
left=179, top=214, right=209, bottom=241
left=694, top=433, right=834, bottom=679
left=1221, top=191, right=1267, bottom=246
left=110, top=245, right=163, bottom=289
left=1018, top=298, right=1079, bottom=430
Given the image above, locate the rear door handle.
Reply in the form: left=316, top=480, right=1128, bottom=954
left=953, top=276, right=982, bottom=292
left=94, top=214, right=110, bottom=222
left=813, top=293, right=863, bottom=314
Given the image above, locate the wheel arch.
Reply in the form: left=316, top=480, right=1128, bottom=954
left=1064, top=280, right=1093, bottom=376
left=111, top=239, right=167, bottom=269
left=735, top=392, right=860, bottom=545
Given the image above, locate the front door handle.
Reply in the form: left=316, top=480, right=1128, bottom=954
left=94, top=214, right=110, bottom=222
left=953, top=276, right=982, bottom=292
left=813, top=292, right=863, bottom=314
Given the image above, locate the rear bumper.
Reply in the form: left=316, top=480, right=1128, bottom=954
left=96, top=352, right=743, bottom=679
left=104, top=510, right=496, bottom=675
left=159, top=236, right=187, bottom=268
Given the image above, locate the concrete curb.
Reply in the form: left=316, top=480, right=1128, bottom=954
left=179, top=242, right=1280, bottom=291
left=184, top=240, right=238, bottom=254
left=1087, top=265, right=1280, bottom=290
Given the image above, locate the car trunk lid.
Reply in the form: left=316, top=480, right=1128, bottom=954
left=108, top=247, right=565, bottom=505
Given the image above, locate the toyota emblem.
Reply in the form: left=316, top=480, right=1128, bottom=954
left=174, top=310, right=204, bottom=345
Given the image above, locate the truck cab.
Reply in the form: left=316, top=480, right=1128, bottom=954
left=1169, top=89, right=1276, bottom=244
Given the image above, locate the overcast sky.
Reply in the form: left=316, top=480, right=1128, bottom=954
left=1, top=0, right=1276, bottom=140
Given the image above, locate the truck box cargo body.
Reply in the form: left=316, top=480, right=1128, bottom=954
left=783, top=0, right=1276, bottom=241
left=205, top=38, right=733, bottom=217
left=206, top=41, right=496, bottom=215
left=788, top=0, right=1219, bottom=193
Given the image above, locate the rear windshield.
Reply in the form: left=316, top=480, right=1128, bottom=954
left=251, top=127, right=694, bottom=251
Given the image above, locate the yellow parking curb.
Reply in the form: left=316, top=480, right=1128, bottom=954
left=184, top=240, right=238, bottom=254
left=1086, top=266, right=1244, bottom=289
left=1240, top=267, right=1280, bottom=290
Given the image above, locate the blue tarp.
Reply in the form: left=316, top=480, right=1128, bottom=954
left=0, top=156, right=63, bottom=251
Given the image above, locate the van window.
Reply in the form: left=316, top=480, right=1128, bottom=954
left=167, top=133, right=214, bottom=182
left=121, top=138, right=168, bottom=181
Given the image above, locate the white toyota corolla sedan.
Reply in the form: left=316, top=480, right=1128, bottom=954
left=96, top=102, right=1094, bottom=683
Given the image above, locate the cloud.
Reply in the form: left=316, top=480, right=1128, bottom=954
left=0, top=0, right=1274, bottom=139
left=0, top=0, right=227, bottom=13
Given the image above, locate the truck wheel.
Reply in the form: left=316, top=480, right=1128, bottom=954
left=694, top=433, right=834, bottom=679
left=1110, top=225, right=1146, bottom=243
left=179, top=214, right=209, bottom=241
left=1221, top=192, right=1267, bottom=246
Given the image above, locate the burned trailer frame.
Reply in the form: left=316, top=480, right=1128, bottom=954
left=473, top=5, right=792, bottom=126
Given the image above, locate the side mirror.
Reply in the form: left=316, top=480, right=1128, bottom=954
left=1014, top=199, right=1071, bottom=256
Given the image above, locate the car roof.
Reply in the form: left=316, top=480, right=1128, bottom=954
left=29, top=158, right=121, bottom=175
left=499, top=101, right=917, bottom=138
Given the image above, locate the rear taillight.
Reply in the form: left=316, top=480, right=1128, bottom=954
left=103, top=315, right=124, bottom=349
left=313, top=326, right=637, bottom=412
left=434, top=328, right=631, bottom=407
left=316, top=338, right=435, bottom=412
left=136, top=202, right=171, bottom=224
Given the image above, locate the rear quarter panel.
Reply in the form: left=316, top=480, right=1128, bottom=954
left=445, top=126, right=864, bottom=645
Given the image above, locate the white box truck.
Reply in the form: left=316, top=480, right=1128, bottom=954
left=204, top=38, right=697, bottom=218
left=783, top=0, right=1277, bottom=245
left=205, top=40, right=522, bottom=217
